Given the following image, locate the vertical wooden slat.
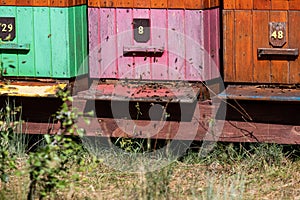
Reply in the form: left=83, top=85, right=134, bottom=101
left=288, top=11, right=300, bottom=83
left=88, top=8, right=100, bottom=78
left=253, top=0, right=271, bottom=10
left=168, top=10, right=185, bottom=80
left=235, top=11, right=253, bottom=82
left=151, top=9, right=168, bottom=80
left=150, top=0, right=167, bottom=8
left=210, top=8, right=220, bottom=80
left=134, top=0, right=150, bottom=8
left=133, top=9, right=151, bottom=79
left=223, top=10, right=235, bottom=82
left=270, top=11, right=289, bottom=83
left=253, top=11, right=271, bottom=83
left=289, top=0, right=300, bottom=10
left=185, top=10, right=204, bottom=81
left=223, top=0, right=235, bottom=9
left=51, top=8, right=69, bottom=77
left=33, top=7, right=52, bottom=77
left=271, top=0, right=289, bottom=10
left=168, top=0, right=185, bottom=9
left=116, top=8, right=134, bottom=79
left=203, top=10, right=211, bottom=80
left=236, top=0, right=253, bottom=9
left=100, top=8, right=117, bottom=78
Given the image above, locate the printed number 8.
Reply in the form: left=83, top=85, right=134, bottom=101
left=277, top=30, right=283, bottom=39
left=138, top=26, right=144, bottom=35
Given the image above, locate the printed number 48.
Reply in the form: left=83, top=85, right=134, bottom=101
left=271, top=30, right=284, bottom=39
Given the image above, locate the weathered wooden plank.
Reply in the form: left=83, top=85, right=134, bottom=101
left=288, top=11, right=300, bottom=84
left=270, top=11, right=289, bottom=83
left=235, top=0, right=253, bottom=9
left=133, top=0, right=150, bottom=8
left=253, top=0, right=271, bottom=10
left=15, top=0, right=32, bottom=6
left=116, top=8, right=134, bottom=79
left=185, top=0, right=202, bottom=9
left=271, top=0, right=289, bottom=10
left=88, top=8, right=100, bottom=78
left=210, top=8, right=220, bottom=80
left=151, top=9, right=168, bottom=80
left=223, top=0, right=235, bottom=9
left=203, top=10, right=211, bottom=81
left=132, top=9, right=151, bottom=80
left=100, top=8, right=117, bottom=78
left=168, top=10, right=185, bottom=80
left=223, top=10, right=235, bottom=82
left=235, top=11, right=253, bottom=82
left=253, top=11, right=271, bottom=83
left=185, top=10, right=204, bottom=81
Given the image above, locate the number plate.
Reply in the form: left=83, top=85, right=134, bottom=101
left=269, top=22, right=286, bottom=47
left=0, top=17, right=16, bottom=41
left=133, top=19, right=150, bottom=43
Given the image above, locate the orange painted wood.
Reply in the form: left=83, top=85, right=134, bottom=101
left=150, top=0, right=167, bottom=8
left=223, top=10, right=235, bottom=82
left=235, top=0, right=253, bottom=9
left=289, top=0, right=300, bottom=10
left=115, top=0, right=132, bottom=7
left=253, top=0, right=271, bottom=10
left=0, top=0, right=15, bottom=5
left=288, top=11, right=300, bottom=83
left=185, top=0, right=202, bottom=9
left=32, top=0, right=49, bottom=6
left=209, top=0, right=220, bottom=7
left=253, top=11, right=271, bottom=83
left=223, top=0, right=235, bottom=9
left=134, top=0, right=150, bottom=8
left=100, top=0, right=115, bottom=7
left=234, top=11, right=253, bottom=82
left=15, top=0, right=32, bottom=6
left=271, top=0, right=289, bottom=10
left=270, top=11, right=289, bottom=83
left=168, top=0, right=185, bottom=9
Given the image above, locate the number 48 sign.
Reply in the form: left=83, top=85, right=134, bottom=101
left=269, top=22, right=286, bottom=47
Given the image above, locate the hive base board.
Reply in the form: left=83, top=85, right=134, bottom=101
left=22, top=100, right=300, bottom=144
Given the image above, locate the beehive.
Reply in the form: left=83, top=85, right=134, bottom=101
left=88, top=0, right=220, bottom=81
left=0, top=0, right=88, bottom=78
left=223, top=0, right=300, bottom=84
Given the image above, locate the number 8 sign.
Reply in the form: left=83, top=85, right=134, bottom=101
left=269, top=22, right=286, bottom=47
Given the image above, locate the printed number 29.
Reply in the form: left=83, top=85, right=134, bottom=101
left=1, top=23, right=13, bottom=32
left=271, top=30, right=284, bottom=39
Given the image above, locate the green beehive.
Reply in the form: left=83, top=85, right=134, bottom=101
left=0, top=5, right=88, bottom=79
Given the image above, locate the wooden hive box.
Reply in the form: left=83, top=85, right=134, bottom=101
left=87, top=0, right=220, bottom=81
left=0, top=1, right=88, bottom=78
left=223, top=0, right=300, bottom=84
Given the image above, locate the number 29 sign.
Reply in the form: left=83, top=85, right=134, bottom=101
left=269, top=22, right=286, bottom=47
left=0, top=17, right=16, bottom=41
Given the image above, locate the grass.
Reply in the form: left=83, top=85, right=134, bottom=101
left=1, top=139, right=300, bottom=200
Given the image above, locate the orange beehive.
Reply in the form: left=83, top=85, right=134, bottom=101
left=223, top=0, right=300, bottom=84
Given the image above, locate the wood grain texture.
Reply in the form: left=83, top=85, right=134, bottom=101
left=223, top=10, right=235, bottom=82
left=289, top=0, right=300, bottom=10
left=235, top=0, right=253, bottom=9
left=288, top=11, right=300, bottom=83
left=223, top=0, right=235, bottom=9
left=234, top=11, right=253, bottom=82
left=253, top=0, right=271, bottom=10
left=150, top=0, right=167, bottom=8
left=271, top=0, right=289, bottom=10
left=253, top=11, right=271, bottom=83
left=270, top=11, right=289, bottom=83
